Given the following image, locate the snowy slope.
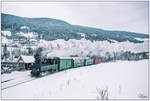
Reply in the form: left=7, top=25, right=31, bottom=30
left=2, top=60, right=148, bottom=99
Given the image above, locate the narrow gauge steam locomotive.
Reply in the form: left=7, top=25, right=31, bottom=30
left=31, top=57, right=100, bottom=77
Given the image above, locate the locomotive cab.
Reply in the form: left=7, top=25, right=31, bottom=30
left=31, top=62, right=41, bottom=77
left=31, top=58, right=59, bottom=77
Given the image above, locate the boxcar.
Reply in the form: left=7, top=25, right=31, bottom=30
left=72, top=57, right=85, bottom=68
left=93, top=58, right=101, bottom=64
left=58, top=57, right=74, bottom=71
left=84, top=59, right=94, bottom=66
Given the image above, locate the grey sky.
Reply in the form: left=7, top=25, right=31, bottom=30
left=2, top=2, right=149, bottom=34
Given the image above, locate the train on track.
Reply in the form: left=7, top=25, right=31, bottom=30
left=31, top=57, right=101, bottom=77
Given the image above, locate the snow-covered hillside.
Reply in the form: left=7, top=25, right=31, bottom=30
left=38, top=38, right=149, bottom=58
left=2, top=60, right=148, bottom=99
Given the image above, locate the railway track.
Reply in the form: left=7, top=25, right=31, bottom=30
left=1, top=79, right=14, bottom=83
left=1, top=78, right=36, bottom=90
left=1, top=71, right=55, bottom=90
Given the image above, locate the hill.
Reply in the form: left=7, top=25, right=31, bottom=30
left=1, top=13, right=148, bottom=43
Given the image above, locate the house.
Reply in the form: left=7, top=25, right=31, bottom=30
left=18, top=55, right=35, bottom=70
left=11, top=43, right=18, bottom=47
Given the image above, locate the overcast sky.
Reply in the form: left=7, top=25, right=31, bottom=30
left=2, top=2, right=149, bottom=34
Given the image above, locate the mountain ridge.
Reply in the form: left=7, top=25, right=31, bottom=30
left=1, top=13, right=149, bottom=43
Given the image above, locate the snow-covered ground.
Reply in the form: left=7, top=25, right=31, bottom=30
left=2, top=60, right=148, bottom=99
left=1, top=71, right=33, bottom=90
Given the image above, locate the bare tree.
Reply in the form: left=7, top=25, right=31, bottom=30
left=96, top=87, right=109, bottom=100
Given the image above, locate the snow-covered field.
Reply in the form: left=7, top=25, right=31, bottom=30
left=2, top=60, right=149, bottom=99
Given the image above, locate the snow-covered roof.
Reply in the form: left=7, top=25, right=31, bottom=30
left=57, top=57, right=73, bottom=59
left=72, top=57, right=90, bottom=60
left=20, top=26, right=29, bottom=30
left=58, top=57, right=90, bottom=60
left=30, top=39, right=37, bottom=42
left=19, top=55, right=35, bottom=63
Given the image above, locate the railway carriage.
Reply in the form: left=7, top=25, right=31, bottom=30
left=72, top=57, right=85, bottom=68
left=93, top=58, right=101, bottom=64
left=57, top=57, right=74, bottom=71
left=84, top=58, right=94, bottom=66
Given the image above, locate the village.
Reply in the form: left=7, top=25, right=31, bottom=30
left=1, top=31, right=38, bottom=74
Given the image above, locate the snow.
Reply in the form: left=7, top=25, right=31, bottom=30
left=76, top=32, right=86, bottom=37
left=2, top=60, right=148, bottom=99
left=38, top=38, right=149, bottom=58
left=11, top=58, right=19, bottom=63
left=1, top=71, right=32, bottom=90
left=16, top=32, right=37, bottom=38
left=20, top=26, right=29, bottom=30
left=2, top=36, right=9, bottom=44
left=56, top=57, right=89, bottom=59
left=1, top=31, right=11, bottom=36
left=30, top=39, right=37, bottom=42
left=1, top=36, right=12, bottom=44
left=134, top=38, right=148, bottom=41
left=19, top=55, right=35, bottom=63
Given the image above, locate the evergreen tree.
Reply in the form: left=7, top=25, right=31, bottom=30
left=3, top=44, right=9, bottom=61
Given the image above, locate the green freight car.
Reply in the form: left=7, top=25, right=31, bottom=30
left=57, top=57, right=74, bottom=71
